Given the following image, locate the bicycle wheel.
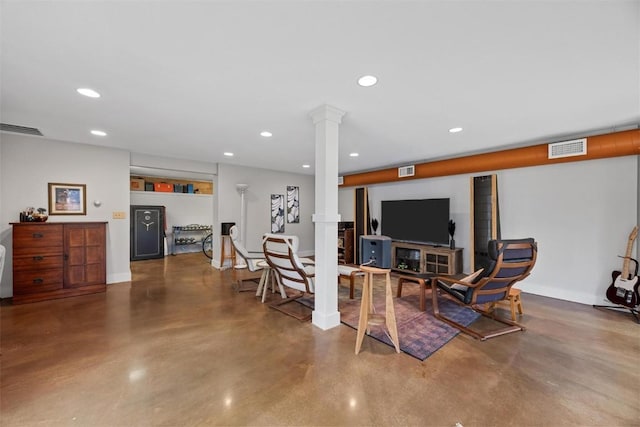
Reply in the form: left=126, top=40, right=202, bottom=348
left=202, top=233, right=213, bottom=259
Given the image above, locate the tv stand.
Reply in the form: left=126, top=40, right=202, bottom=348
left=391, top=241, right=462, bottom=275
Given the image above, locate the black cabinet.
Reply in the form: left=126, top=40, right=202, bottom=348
left=130, top=205, right=165, bottom=260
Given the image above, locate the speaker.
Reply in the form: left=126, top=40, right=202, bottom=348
left=471, top=175, right=501, bottom=270
left=359, top=235, right=392, bottom=268
left=221, top=222, right=236, bottom=235
left=354, top=187, right=368, bottom=267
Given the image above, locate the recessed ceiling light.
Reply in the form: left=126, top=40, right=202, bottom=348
left=90, top=130, right=107, bottom=136
left=223, top=152, right=234, bottom=157
left=349, top=152, right=359, bottom=157
left=260, top=131, right=272, bottom=137
left=77, top=88, right=101, bottom=98
left=449, top=127, right=463, bottom=133
left=357, top=75, right=377, bottom=87
left=302, top=164, right=310, bottom=168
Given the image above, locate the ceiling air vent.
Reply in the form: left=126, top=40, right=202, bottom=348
left=0, top=123, right=43, bottom=136
left=338, top=176, right=344, bottom=185
left=548, top=138, right=587, bottom=159
left=398, top=165, right=415, bottom=178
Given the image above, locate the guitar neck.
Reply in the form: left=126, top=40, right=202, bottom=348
left=621, top=226, right=638, bottom=278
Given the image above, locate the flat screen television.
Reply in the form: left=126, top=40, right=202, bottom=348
left=381, top=198, right=450, bottom=245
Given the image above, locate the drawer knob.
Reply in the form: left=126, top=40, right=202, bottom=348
left=32, top=233, right=43, bottom=238
left=33, top=256, right=44, bottom=261
left=33, top=278, right=43, bottom=284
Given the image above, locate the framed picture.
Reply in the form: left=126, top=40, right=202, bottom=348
left=48, top=183, right=87, bottom=215
left=271, top=194, right=285, bottom=233
left=287, top=185, right=299, bottom=223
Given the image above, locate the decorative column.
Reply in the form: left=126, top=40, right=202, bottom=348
left=310, top=104, right=345, bottom=330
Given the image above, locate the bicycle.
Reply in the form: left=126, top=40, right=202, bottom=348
left=202, top=233, right=213, bottom=259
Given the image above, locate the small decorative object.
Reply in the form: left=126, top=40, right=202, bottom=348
left=20, top=207, right=48, bottom=222
left=448, top=219, right=456, bottom=249
left=48, top=183, right=86, bottom=215
left=34, top=207, right=48, bottom=222
left=271, top=194, right=285, bottom=233
left=287, top=185, right=299, bottom=223
left=371, top=218, right=379, bottom=235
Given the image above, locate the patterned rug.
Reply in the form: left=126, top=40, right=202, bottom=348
left=298, top=289, right=480, bottom=361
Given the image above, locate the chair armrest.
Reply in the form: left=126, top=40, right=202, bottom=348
left=433, top=268, right=484, bottom=289
left=244, top=252, right=265, bottom=260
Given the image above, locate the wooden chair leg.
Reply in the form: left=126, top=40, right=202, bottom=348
left=516, top=294, right=524, bottom=315
left=349, top=274, right=355, bottom=299
left=355, top=274, right=371, bottom=354
left=418, top=278, right=426, bottom=312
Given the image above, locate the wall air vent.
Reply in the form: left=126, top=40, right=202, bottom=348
left=338, top=176, right=344, bottom=185
left=548, top=138, right=587, bottom=159
left=398, top=165, right=415, bottom=178
left=0, top=123, right=43, bottom=136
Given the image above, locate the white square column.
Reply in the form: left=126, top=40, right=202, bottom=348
left=310, top=105, right=345, bottom=330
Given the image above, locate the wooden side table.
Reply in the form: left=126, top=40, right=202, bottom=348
left=486, top=287, right=524, bottom=321
left=396, top=273, right=435, bottom=311
left=355, top=265, right=401, bottom=355
left=337, top=264, right=365, bottom=299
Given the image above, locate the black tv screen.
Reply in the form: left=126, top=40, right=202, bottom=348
left=381, top=198, right=450, bottom=245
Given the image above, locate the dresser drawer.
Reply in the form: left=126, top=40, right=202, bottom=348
left=13, top=224, right=63, bottom=253
left=13, top=253, right=63, bottom=271
left=13, top=269, right=63, bottom=295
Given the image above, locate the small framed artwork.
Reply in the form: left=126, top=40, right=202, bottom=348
left=48, top=183, right=87, bottom=215
left=271, top=194, right=285, bottom=233
left=287, top=185, right=299, bottom=223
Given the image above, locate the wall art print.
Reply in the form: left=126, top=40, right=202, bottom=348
left=271, top=194, right=285, bottom=233
left=287, top=185, right=300, bottom=223
left=48, top=182, right=87, bottom=215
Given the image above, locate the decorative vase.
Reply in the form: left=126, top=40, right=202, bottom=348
left=449, top=238, right=455, bottom=249
left=371, top=218, right=379, bottom=235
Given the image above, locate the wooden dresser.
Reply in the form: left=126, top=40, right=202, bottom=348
left=11, top=222, right=107, bottom=304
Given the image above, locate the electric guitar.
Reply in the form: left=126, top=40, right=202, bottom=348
left=606, top=226, right=639, bottom=308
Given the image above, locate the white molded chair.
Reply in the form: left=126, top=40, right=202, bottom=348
left=262, top=233, right=315, bottom=321
left=229, top=225, right=265, bottom=291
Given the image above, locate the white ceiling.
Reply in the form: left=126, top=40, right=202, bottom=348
left=1, top=1, right=638, bottom=176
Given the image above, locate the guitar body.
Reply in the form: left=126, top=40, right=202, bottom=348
left=606, top=270, right=640, bottom=308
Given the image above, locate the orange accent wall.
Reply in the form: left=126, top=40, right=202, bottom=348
left=341, top=129, right=640, bottom=187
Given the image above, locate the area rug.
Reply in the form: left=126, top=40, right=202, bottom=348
left=298, top=292, right=480, bottom=361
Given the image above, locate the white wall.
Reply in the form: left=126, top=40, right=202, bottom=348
left=339, top=156, right=638, bottom=305
left=0, top=134, right=132, bottom=297
left=129, top=152, right=218, bottom=256
left=216, top=163, right=315, bottom=259
left=130, top=152, right=218, bottom=176
left=130, top=192, right=213, bottom=254
left=338, top=189, right=354, bottom=222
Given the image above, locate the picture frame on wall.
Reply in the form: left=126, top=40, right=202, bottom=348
left=271, top=194, right=285, bottom=233
left=48, top=182, right=87, bottom=215
left=287, top=185, right=299, bottom=223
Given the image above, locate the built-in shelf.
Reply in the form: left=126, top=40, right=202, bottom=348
left=130, top=175, right=213, bottom=195
left=130, top=191, right=212, bottom=198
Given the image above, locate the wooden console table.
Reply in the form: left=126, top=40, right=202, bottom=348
left=391, top=241, right=462, bottom=275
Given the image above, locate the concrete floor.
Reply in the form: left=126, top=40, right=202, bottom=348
left=1, top=253, right=638, bottom=426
